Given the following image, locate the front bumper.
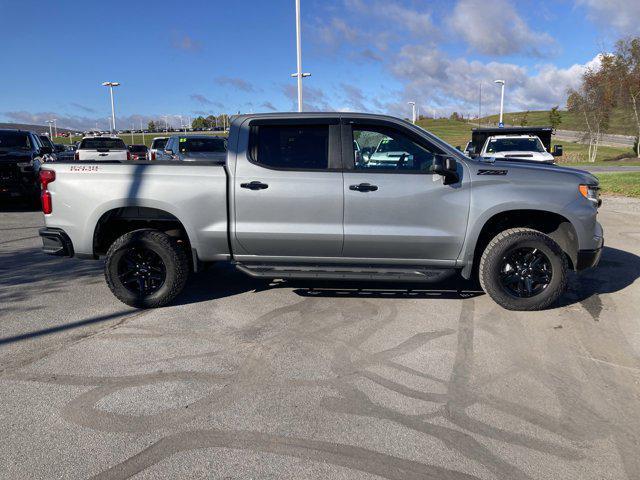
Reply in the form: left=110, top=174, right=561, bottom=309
left=576, top=235, right=604, bottom=271
left=39, top=228, right=74, bottom=257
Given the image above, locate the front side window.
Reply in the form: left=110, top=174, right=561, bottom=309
left=151, top=138, right=168, bottom=150
left=250, top=124, right=329, bottom=170
left=352, top=126, right=437, bottom=172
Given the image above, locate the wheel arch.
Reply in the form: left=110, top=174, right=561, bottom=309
left=461, top=209, right=579, bottom=279
left=92, top=206, right=198, bottom=270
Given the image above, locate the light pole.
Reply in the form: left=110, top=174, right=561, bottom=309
left=52, top=118, right=57, bottom=138
left=494, top=79, right=505, bottom=127
left=102, top=81, right=120, bottom=133
left=141, top=120, right=145, bottom=144
left=290, top=0, right=311, bottom=112
left=407, top=101, right=416, bottom=124
left=478, top=82, right=482, bottom=128
left=46, top=120, right=53, bottom=138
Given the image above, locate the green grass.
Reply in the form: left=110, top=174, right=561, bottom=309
left=481, top=108, right=639, bottom=137
left=61, top=131, right=226, bottom=148
left=595, top=172, right=640, bottom=198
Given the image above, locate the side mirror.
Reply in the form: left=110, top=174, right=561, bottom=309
left=466, top=145, right=476, bottom=155
left=431, top=157, right=459, bottom=185
left=164, top=149, right=174, bottom=156
left=552, top=144, right=563, bottom=157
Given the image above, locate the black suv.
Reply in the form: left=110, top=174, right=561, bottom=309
left=0, top=130, right=53, bottom=204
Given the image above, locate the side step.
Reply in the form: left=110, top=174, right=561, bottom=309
left=235, top=263, right=456, bottom=283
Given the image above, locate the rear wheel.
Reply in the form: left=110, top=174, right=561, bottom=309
left=105, top=229, right=189, bottom=308
left=479, top=228, right=567, bottom=311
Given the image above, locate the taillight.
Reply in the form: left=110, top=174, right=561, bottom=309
left=127, top=151, right=131, bottom=161
left=74, top=151, right=79, bottom=160
left=151, top=151, right=156, bottom=161
left=39, top=170, right=55, bottom=189
left=39, top=170, right=55, bottom=214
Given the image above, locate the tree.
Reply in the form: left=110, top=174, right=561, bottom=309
left=191, top=116, right=207, bottom=130
left=147, top=120, right=157, bottom=132
left=567, top=54, right=617, bottom=162
left=449, top=112, right=462, bottom=121
left=549, top=106, right=562, bottom=130
left=614, top=37, right=640, bottom=157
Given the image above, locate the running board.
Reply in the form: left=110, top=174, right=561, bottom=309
left=234, top=263, right=456, bottom=283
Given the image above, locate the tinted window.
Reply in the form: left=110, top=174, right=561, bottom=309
left=0, top=132, right=31, bottom=149
left=80, top=138, right=127, bottom=150
left=39, top=135, right=54, bottom=148
left=250, top=125, right=328, bottom=170
left=151, top=138, right=168, bottom=149
left=178, top=137, right=226, bottom=153
left=128, top=145, right=148, bottom=153
left=352, top=126, right=437, bottom=172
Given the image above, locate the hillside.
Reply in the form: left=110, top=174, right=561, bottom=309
left=0, top=122, right=74, bottom=136
left=479, top=109, right=638, bottom=137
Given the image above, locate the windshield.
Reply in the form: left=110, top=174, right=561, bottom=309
left=80, top=138, right=127, bottom=150
left=179, top=137, right=226, bottom=153
left=375, top=138, right=409, bottom=153
left=128, top=145, right=148, bottom=153
left=0, top=132, right=31, bottom=150
left=151, top=138, right=168, bottom=149
left=486, top=137, right=545, bottom=153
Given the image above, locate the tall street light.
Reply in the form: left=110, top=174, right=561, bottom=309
left=102, top=81, right=120, bottom=133
left=407, top=101, right=416, bottom=124
left=494, top=79, right=505, bottom=127
left=46, top=120, right=53, bottom=138
left=291, top=0, right=311, bottom=112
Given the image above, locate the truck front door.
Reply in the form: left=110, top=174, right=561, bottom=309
left=341, top=120, right=470, bottom=262
left=233, top=119, right=344, bottom=258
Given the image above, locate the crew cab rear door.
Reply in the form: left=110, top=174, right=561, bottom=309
left=233, top=118, right=344, bottom=258
left=341, top=119, right=470, bottom=262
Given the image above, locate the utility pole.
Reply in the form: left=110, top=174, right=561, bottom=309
left=407, top=102, right=416, bottom=124
left=141, top=121, right=145, bottom=144
left=102, top=81, right=120, bottom=132
left=478, top=82, right=482, bottom=128
left=494, top=80, right=505, bottom=127
left=130, top=124, right=134, bottom=144
left=290, top=0, right=310, bottom=112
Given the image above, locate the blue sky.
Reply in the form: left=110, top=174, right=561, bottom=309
left=1, top=0, right=639, bottom=129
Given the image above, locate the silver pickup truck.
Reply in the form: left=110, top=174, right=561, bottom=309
left=38, top=113, right=603, bottom=311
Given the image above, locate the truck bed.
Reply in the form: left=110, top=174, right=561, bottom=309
left=42, top=161, right=230, bottom=261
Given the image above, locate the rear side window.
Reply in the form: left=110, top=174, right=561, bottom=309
left=249, top=125, right=329, bottom=170
left=151, top=138, right=168, bottom=149
left=80, top=138, right=127, bottom=150
left=0, top=132, right=31, bottom=149
left=179, top=137, right=226, bottom=153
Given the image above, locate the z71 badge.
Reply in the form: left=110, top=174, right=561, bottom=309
left=478, top=169, right=508, bottom=176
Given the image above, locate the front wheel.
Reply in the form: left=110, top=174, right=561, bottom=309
left=105, top=229, right=189, bottom=308
left=479, top=228, right=567, bottom=311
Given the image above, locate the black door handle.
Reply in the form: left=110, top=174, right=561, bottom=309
left=349, top=183, right=378, bottom=192
left=240, top=181, right=269, bottom=190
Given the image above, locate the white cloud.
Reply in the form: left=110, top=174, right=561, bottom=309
left=449, top=0, right=557, bottom=57
left=576, top=0, right=640, bottom=36
left=389, top=44, right=597, bottom=116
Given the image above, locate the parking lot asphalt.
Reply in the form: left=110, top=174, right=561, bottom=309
left=1, top=198, right=640, bottom=480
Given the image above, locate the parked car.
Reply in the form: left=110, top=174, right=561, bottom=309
left=0, top=129, right=52, bottom=204
left=467, top=127, right=562, bottom=163
left=55, top=144, right=77, bottom=161
left=128, top=144, right=148, bottom=161
left=147, top=137, right=168, bottom=160
left=39, top=112, right=603, bottom=311
left=75, top=136, right=130, bottom=161
left=162, top=135, right=227, bottom=162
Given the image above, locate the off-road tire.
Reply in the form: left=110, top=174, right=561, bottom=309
left=105, top=229, right=189, bottom=308
left=479, top=228, right=567, bottom=311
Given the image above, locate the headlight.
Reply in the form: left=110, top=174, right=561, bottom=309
left=579, top=184, right=601, bottom=206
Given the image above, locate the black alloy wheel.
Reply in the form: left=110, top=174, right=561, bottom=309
left=499, top=247, right=552, bottom=298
